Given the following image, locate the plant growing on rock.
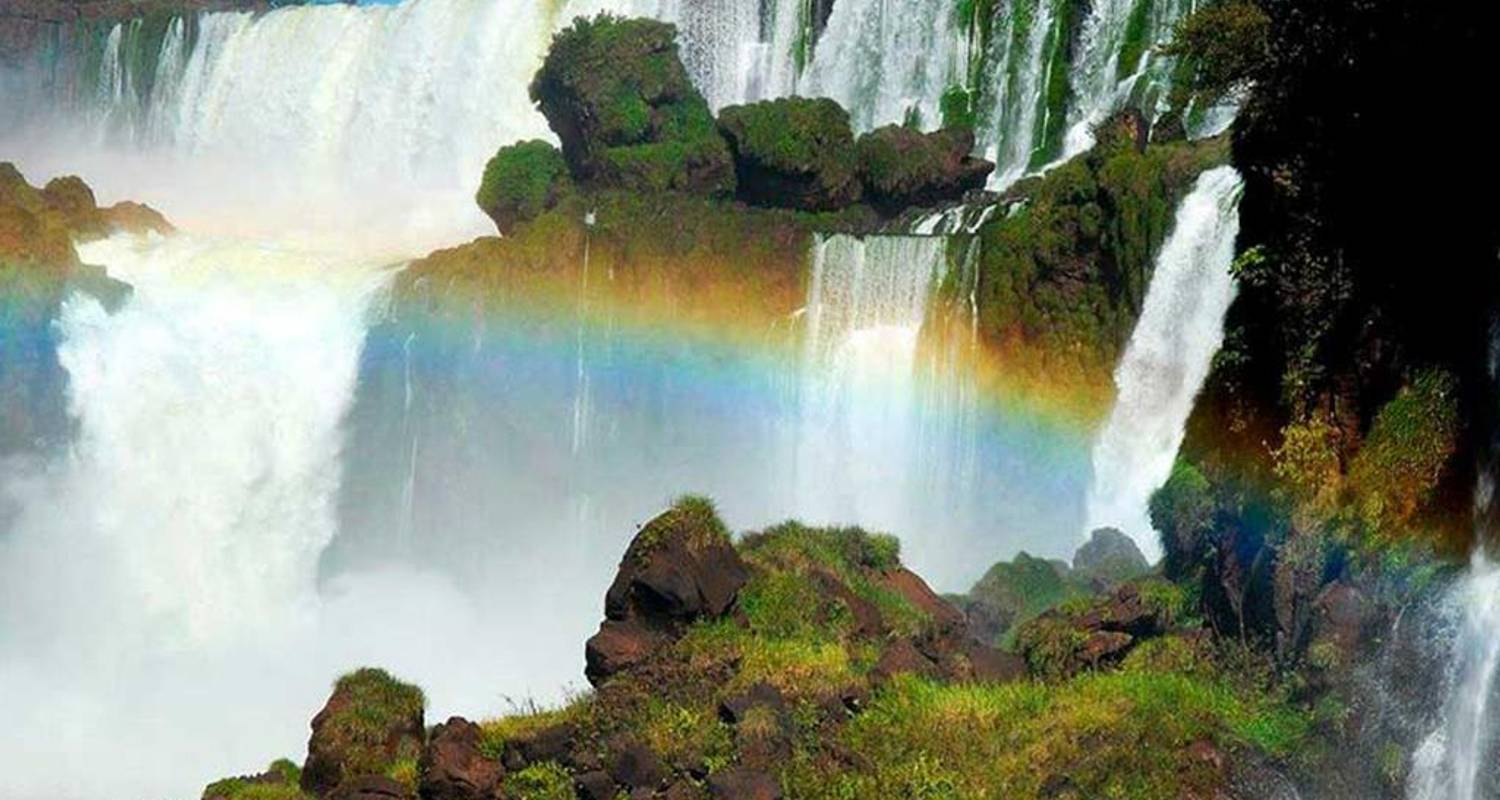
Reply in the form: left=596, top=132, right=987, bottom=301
left=475, top=140, right=573, bottom=235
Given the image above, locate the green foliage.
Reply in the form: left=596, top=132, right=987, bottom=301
left=1349, top=369, right=1460, bottom=536
left=503, top=761, right=576, bottom=800
left=1149, top=460, right=1216, bottom=580
left=475, top=140, right=572, bottom=233
left=1272, top=410, right=1344, bottom=526
left=1164, top=1, right=1270, bottom=107
left=531, top=14, right=733, bottom=195
left=939, top=84, right=978, bottom=131
left=717, top=98, right=856, bottom=178
left=633, top=494, right=731, bottom=559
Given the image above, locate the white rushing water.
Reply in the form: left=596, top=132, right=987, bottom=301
left=1081, top=165, right=1242, bottom=562
left=1408, top=555, right=1500, bottom=800
left=0, top=232, right=559, bottom=800
left=797, top=234, right=950, bottom=527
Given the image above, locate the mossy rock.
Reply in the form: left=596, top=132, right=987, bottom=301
left=717, top=97, right=861, bottom=212
left=855, top=124, right=993, bottom=213
left=300, top=668, right=425, bottom=796
left=202, top=759, right=307, bottom=800
left=530, top=14, right=733, bottom=196
left=475, top=140, right=573, bottom=235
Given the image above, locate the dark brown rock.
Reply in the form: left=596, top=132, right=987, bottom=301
left=707, top=768, right=781, bottom=800
left=418, top=717, right=502, bottom=800
left=607, top=736, right=666, bottom=791
left=574, top=770, right=617, bottom=800
left=301, top=669, right=425, bottom=797
left=587, top=500, right=749, bottom=685
left=959, top=643, right=1027, bottom=684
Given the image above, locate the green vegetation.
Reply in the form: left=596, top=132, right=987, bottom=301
left=1163, top=1, right=1270, bottom=108
left=966, top=552, right=1086, bottom=645
left=716, top=97, right=861, bottom=211
left=939, top=84, right=978, bottom=131
left=964, top=134, right=1227, bottom=397
left=781, top=659, right=1311, bottom=799
left=479, top=697, right=593, bottom=759
left=1115, top=0, right=1154, bottom=81
left=502, top=761, right=576, bottom=800
left=317, top=668, right=425, bottom=778
left=530, top=14, right=734, bottom=196
left=1149, top=460, right=1215, bottom=580
left=1348, top=369, right=1460, bottom=538
left=475, top=140, right=573, bottom=233
left=202, top=760, right=308, bottom=800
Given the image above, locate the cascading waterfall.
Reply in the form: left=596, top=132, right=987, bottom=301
left=1408, top=555, right=1500, bottom=800
left=1081, top=165, right=1241, bottom=561
left=797, top=234, right=950, bottom=528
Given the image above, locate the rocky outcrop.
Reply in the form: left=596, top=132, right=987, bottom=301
left=716, top=97, right=861, bottom=212
left=1073, top=527, right=1150, bottom=588
left=855, top=125, right=993, bottom=213
left=474, top=140, right=573, bottom=235
left=418, top=717, right=503, bottom=800
left=300, top=668, right=424, bottom=797
left=530, top=15, right=734, bottom=197
left=1, top=163, right=152, bottom=457
left=0, top=0, right=280, bottom=66
left=1015, top=581, right=1182, bottom=678
left=585, top=496, right=749, bottom=685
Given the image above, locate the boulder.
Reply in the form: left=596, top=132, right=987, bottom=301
left=530, top=15, right=734, bottom=195
left=855, top=125, right=993, bottom=213
left=607, top=735, right=667, bottom=791
left=418, top=717, right=503, bottom=800
left=871, top=638, right=938, bottom=681
left=586, top=497, right=749, bottom=685
left=101, top=200, right=174, bottom=236
left=301, top=668, right=425, bottom=797
left=1072, top=527, right=1150, bottom=587
left=474, top=140, right=573, bottom=235
left=716, top=97, right=861, bottom=211
left=575, top=770, right=617, bottom=800
left=707, top=768, right=781, bottom=800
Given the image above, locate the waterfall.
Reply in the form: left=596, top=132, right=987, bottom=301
left=1081, top=165, right=1242, bottom=562
left=1408, top=555, right=1500, bottom=800
left=796, top=234, right=949, bottom=528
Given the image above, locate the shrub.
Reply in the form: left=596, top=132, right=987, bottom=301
left=502, top=761, right=575, bottom=800
left=1349, top=369, right=1460, bottom=536
left=1163, top=1, right=1271, bottom=106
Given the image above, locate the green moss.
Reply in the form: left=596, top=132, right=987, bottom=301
left=1148, top=460, right=1216, bottom=581
left=475, top=140, right=572, bottom=232
left=940, top=85, right=978, bottom=131
left=503, top=761, right=576, bottom=800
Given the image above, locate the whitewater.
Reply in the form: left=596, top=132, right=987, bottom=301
left=0, top=0, right=1230, bottom=795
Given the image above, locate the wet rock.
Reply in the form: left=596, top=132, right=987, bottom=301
left=716, top=97, right=861, bottom=211
left=418, top=717, right=502, bottom=800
